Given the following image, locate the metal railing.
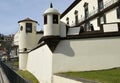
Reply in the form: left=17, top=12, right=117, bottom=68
left=71, top=0, right=119, bottom=26
left=0, top=62, right=29, bottom=83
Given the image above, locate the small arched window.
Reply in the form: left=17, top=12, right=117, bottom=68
left=20, top=26, right=23, bottom=31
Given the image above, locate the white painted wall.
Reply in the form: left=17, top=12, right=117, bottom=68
left=19, top=53, right=28, bottom=70
left=27, top=45, right=52, bottom=83
left=36, top=34, right=43, bottom=43
left=90, top=19, right=100, bottom=30
left=13, top=31, right=19, bottom=45
left=103, top=23, right=118, bottom=32
left=106, top=8, right=120, bottom=23
left=60, top=22, right=66, bottom=37
left=53, top=37, right=120, bottom=73
left=53, top=75, right=82, bottom=83
left=67, top=27, right=80, bottom=35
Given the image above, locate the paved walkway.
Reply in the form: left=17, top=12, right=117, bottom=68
left=0, top=66, right=10, bottom=83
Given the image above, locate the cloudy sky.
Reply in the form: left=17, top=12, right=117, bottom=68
left=0, top=0, right=73, bottom=35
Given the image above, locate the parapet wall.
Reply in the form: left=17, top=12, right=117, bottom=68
left=27, top=45, right=52, bottom=83
left=53, top=36, right=120, bottom=73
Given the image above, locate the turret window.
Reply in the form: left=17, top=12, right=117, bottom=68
left=26, top=23, right=32, bottom=33
left=44, top=15, right=47, bottom=24
left=20, top=26, right=23, bottom=31
left=53, top=14, right=58, bottom=24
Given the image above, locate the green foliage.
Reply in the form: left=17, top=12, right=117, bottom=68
left=13, top=61, right=19, bottom=66
left=61, top=68, right=120, bottom=83
left=17, top=70, right=39, bottom=83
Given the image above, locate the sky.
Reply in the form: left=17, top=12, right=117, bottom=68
left=0, top=0, right=74, bottom=35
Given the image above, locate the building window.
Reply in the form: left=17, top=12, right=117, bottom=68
left=53, top=14, right=58, bottom=24
left=84, top=22, right=91, bottom=31
left=84, top=2, right=89, bottom=19
left=26, top=23, right=32, bottom=33
left=20, top=26, right=23, bottom=31
left=66, top=17, right=69, bottom=25
left=90, top=24, right=94, bottom=31
left=97, top=15, right=106, bottom=26
left=98, top=0, right=104, bottom=11
left=80, top=26, right=85, bottom=33
left=117, top=6, right=120, bottom=19
left=44, top=15, right=47, bottom=24
left=74, top=10, right=78, bottom=25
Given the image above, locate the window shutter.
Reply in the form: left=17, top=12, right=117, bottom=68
left=97, top=17, right=100, bottom=26
left=104, top=15, right=106, bottom=23
left=44, top=15, right=47, bottom=24
left=26, top=23, right=32, bottom=33
left=117, top=7, right=120, bottom=19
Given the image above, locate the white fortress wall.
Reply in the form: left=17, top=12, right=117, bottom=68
left=53, top=37, right=120, bottom=73
left=27, top=45, right=52, bottom=83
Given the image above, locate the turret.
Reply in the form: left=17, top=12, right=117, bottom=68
left=43, top=3, right=60, bottom=37
left=18, top=18, right=37, bottom=70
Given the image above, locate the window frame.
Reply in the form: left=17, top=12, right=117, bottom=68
left=66, top=17, right=69, bottom=25
left=84, top=2, right=89, bottom=19
left=98, top=0, right=104, bottom=11
left=44, top=15, right=47, bottom=24
left=26, top=23, right=32, bottom=33
left=74, top=10, right=78, bottom=25
left=117, top=6, right=120, bottom=19
left=20, top=26, right=23, bottom=31
left=97, top=15, right=106, bottom=26
left=53, top=14, right=58, bottom=24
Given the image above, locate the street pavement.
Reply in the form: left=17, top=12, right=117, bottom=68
left=0, top=66, right=10, bottom=83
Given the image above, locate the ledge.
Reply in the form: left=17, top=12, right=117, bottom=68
left=61, top=31, right=120, bottom=40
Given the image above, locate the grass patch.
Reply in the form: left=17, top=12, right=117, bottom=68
left=61, top=68, right=120, bottom=83
left=13, top=61, right=19, bottom=66
left=17, top=70, right=39, bottom=83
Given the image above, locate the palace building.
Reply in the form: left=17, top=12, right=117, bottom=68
left=12, top=0, right=120, bottom=83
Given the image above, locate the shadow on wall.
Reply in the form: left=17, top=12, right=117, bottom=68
left=54, top=40, right=75, bottom=57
